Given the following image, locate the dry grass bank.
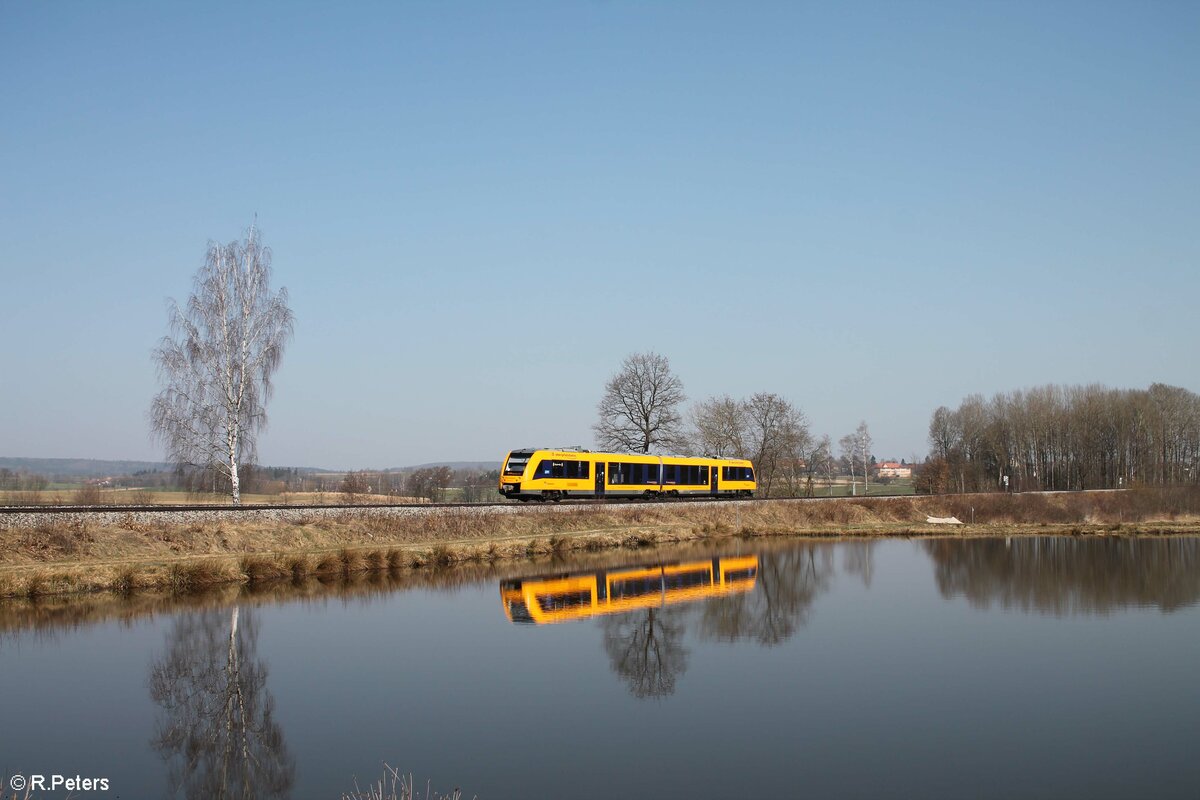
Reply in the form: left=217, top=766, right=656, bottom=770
left=1, top=488, right=1197, bottom=601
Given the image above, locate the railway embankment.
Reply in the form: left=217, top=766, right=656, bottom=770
left=1, top=488, right=1197, bottom=600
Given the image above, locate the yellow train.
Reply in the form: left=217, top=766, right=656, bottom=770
left=498, top=448, right=755, bottom=502
left=501, top=554, right=759, bottom=624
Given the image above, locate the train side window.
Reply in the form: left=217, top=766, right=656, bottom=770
left=745, top=467, right=754, bottom=481
left=701, top=466, right=709, bottom=483
left=534, top=460, right=551, bottom=478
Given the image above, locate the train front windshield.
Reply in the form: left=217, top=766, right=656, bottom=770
left=504, top=452, right=533, bottom=476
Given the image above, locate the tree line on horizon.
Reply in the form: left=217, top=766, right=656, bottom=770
left=918, top=383, right=1200, bottom=493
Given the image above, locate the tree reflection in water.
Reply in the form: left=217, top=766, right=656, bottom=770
left=600, top=544, right=849, bottom=698
left=148, top=607, right=294, bottom=799
left=924, top=536, right=1200, bottom=614
left=697, top=545, right=837, bottom=646
left=602, top=606, right=689, bottom=699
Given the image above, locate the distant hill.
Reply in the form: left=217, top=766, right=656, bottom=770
left=0, top=457, right=172, bottom=478
left=0, top=457, right=329, bottom=478
left=387, top=461, right=501, bottom=472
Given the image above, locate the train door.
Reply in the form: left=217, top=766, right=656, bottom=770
left=595, top=462, right=606, bottom=498
left=710, top=465, right=719, bottom=497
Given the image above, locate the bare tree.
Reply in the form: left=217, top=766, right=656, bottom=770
left=856, top=420, right=873, bottom=494
left=340, top=471, right=370, bottom=504
left=744, top=393, right=810, bottom=497
left=838, top=433, right=858, bottom=495
left=431, top=465, right=453, bottom=502
left=593, top=352, right=687, bottom=453
left=405, top=469, right=432, bottom=501
left=804, top=435, right=833, bottom=497
left=150, top=223, right=294, bottom=504
left=689, top=395, right=747, bottom=457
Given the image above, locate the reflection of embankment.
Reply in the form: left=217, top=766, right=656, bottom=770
left=0, top=540, right=769, bottom=638
left=924, top=537, right=1200, bottom=614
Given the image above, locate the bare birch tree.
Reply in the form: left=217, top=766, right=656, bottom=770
left=839, top=433, right=859, bottom=495
left=856, top=420, right=873, bottom=494
left=593, top=352, right=687, bottom=453
left=150, top=224, right=293, bottom=504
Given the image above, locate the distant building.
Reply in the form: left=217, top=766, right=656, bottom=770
left=875, top=461, right=911, bottom=479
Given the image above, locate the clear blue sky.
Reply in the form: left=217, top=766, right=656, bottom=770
left=2, top=1, right=1197, bottom=469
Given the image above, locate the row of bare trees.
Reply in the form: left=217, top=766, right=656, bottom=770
left=339, top=467, right=499, bottom=503
left=920, top=383, right=1200, bottom=493
left=593, top=352, right=885, bottom=496
left=0, top=469, right=48, bottom=491
left=690, top=394, right=835, bottom=496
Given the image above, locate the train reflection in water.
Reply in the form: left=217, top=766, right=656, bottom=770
left=501, top=555, right=759, bottom=624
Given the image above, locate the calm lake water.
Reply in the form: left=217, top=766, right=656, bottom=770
left=2, top=536, right=1198, bottom=799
